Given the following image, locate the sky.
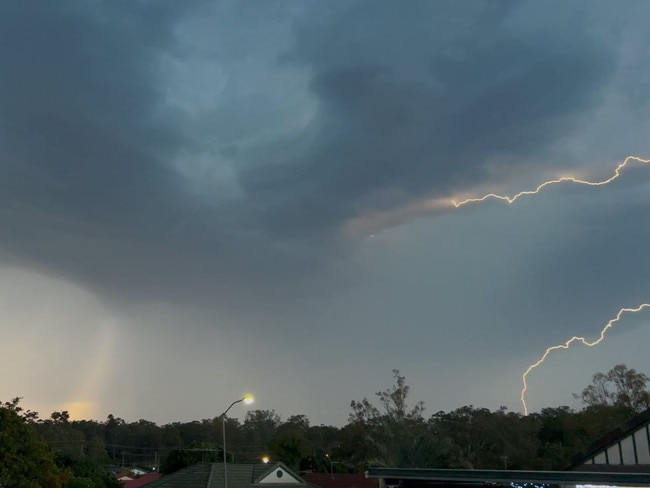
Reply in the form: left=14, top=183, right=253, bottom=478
left=1, top=0, right=650, bottom=426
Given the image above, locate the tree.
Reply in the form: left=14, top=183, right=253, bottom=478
left=533, top=406, right=576, bottom=469
left=269, top=415, right=311, bottom=470
left=304, top=424, right=342, bottom=472
left=55, top=453, right=121, bottom=488
left=86, top=435, right=110, bottom=464
left=349, top=370, right=441, bottom=468
left=161, top=444, right=221, bottom=474
left=574, top=364, right=650, bottom=413
left=50, top=411, right=71, bottom=424
left=241, top=409, right=281, bottom=457
left=39, top=412, right=86, bottom=459
left=431, top=406, right=499, bottom=469
left=0, top=398, right=68, bottom=487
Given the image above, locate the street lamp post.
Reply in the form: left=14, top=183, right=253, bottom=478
left=325, top=454, right=339, bottom=477
left=221, top=395, right=254, bottom=488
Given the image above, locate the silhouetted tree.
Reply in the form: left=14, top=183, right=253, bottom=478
left=0, top=398, right=67, bottom=487
left=574, top=364, right=650, bottom=413
left=350, top=370, right=442, bottom=468
left=55, top=452, right=121, bottom=488
left=161, top=443, right=221, bottom=474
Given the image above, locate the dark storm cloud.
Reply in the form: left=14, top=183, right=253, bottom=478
left=3, top=1, right=650, bottom=423
left=525, top=187, right=650, bottom=337
left=0, top=0, right=635, bottom=312
left=0, top=1, right=189, bottom=222
left=0, top=1, right=295, bottom=306
left=239, top=0, right=617, bottom=234
left=0, top=1, right=207, bottom=299
left=0, top=1, right=359, bottom=310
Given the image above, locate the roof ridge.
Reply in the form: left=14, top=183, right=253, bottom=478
left=569, top=407, right=650, bottom=468
left=207, top=463, right=217, bottom=488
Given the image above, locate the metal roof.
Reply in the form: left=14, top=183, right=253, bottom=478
left=148, top=462, right=310, bottom=488
left=366, top=467, right=650, bottom=486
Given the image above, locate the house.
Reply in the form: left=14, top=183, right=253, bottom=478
left=570, top=408, right=650, bottom=471
left=147, top=462, right=313, bottom=488
left=366, top=467, right=650, bottom=488
left=367, top=410, right=650, bottom=488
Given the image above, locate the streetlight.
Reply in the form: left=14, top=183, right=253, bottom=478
left=325, top=454, right=339, bottom=477
left=221, top=395, right=254, bottom=488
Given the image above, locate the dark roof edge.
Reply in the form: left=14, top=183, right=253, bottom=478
left=207, top=463, right=217, bottom=487
left=570, top=408, right=650, bottom=468
left=366, top=468, right=650, bottom=486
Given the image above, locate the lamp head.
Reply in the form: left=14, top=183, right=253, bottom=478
left=243, top=395, right=254, bottom=405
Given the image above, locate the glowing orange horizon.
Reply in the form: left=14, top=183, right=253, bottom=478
left=452, top=155, right=650, bottom=208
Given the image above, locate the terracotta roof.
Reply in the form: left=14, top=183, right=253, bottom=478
left=123, top=473, right=162, bottom=488
left=301, top=472, right=379, bottom=488
left=147, top=463, right=212, bottom=487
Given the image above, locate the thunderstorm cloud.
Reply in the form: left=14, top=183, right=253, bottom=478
left=1, top=0, right=649, bottom=424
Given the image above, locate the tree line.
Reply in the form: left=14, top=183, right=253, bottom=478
left=2, top=364, right=650, bottom=487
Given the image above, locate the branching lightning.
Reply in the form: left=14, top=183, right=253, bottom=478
left=448, top=155, right=650, bottom=415
left=520, top=304, right=650, bottom=415
left=452, top=156, right=650, bottom=208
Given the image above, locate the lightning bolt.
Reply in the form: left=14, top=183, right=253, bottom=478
left=452, top=155, right=650, bottom=208
left=520, top=303, right=650, bottom=415
left=446, top=155, right=650, bottom=415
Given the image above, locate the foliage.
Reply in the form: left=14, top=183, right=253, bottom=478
left=268, top=415, right=310, bottom=470
left=161, top=444, right=221, bottom=474
left=4, top=364, right=649, bottom=476
left=65, top=478, right=94, bottom=488
left=55, top=453, right=121, bottom=488
left=1, top=397, right=40, bottom=423
left=350, top=370, right=438, bottom=468
left=242, top=409, right=281, bottom=454
left=574, top=364, right=650, bottom=413
left=0, top=398, right=68, bottom=488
